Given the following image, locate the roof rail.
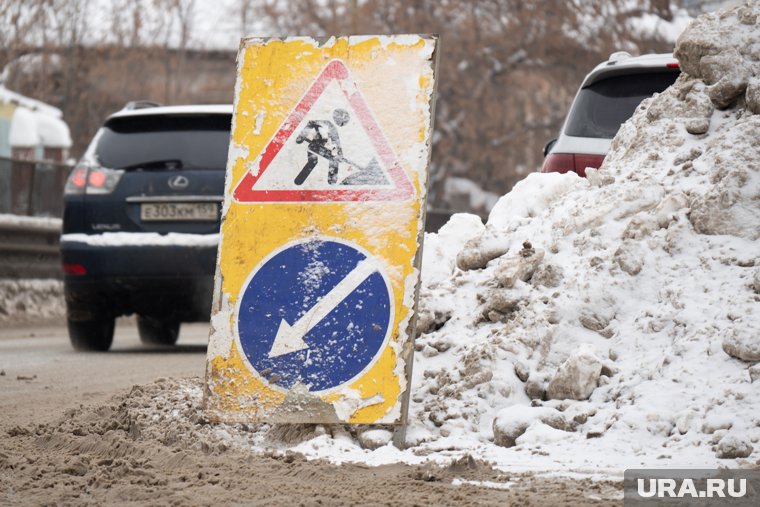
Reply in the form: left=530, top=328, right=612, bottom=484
left=123, top=100, right=162, bottom=111
left=607, top=51, right=632, bottom=65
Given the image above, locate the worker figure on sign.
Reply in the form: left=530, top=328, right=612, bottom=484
left=294, top=109, right=350, bottom=185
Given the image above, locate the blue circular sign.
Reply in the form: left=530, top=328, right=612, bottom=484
left=236, top=238, right=392, bottom=393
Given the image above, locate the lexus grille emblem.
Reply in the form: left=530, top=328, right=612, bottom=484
left=168, top=175, right=189, bottom=190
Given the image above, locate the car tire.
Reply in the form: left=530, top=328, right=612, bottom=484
left=68, top=318, right=115, bottom=351
left=137, top=316, right=180, bottom=346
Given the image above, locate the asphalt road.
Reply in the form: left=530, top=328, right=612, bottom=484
left=0, top=319, right=209, bottom=429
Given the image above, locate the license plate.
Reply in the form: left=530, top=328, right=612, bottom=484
left=140, top=202, right=218, bottom=222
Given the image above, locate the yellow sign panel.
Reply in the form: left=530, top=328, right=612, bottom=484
left=204, top=35, right=438, bottom=425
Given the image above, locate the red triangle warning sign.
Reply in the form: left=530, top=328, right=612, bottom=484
left=233, top=60, right=416, bottom=203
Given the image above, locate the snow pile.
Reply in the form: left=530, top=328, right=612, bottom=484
left=278, top=2, right=758, bottom=471
left=408, top=1, right=760, bottom=469
left=0, top=279, right=64, bottom=324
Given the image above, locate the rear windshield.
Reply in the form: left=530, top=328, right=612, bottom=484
left=564, top=71, right=678, bottom=139
left=95, top=114, right=231, bottom=170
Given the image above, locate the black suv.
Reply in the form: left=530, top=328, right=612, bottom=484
left=60, top=103, right=232, bottom=351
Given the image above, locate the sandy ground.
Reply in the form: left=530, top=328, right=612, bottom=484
left=0, top=320, right=622, bottom=506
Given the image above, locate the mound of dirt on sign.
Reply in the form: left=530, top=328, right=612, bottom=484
left=0, top=279, right=64, bottom=325
left=0, top=377, right=621, bottom=506
left=409, top=1, right=760, bottom=469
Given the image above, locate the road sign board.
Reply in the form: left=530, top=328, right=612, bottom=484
left=204, top=35, right=438, bottom=426
left=236, top=238, right=392, bottom=393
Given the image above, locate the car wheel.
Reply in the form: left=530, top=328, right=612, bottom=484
left=137, top=316, right=180, bottom=346
left=68, top=318, right=115, bottom=351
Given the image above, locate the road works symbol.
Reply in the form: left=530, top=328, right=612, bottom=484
left=233, top=59, right=415, bottom=203
left=235, top=238, right=393, bottom=393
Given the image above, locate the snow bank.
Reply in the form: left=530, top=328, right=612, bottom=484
left=0, top=279, right=64, bottom=324
left=406, top=1, right=760, bottom=470
left=203, top=2, right=756, bottom=473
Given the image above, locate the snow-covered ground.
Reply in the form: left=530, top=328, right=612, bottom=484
left=180, top=2, right=759, bottom=474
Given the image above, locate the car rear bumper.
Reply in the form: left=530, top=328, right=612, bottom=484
left=64, top=275, right=214, bottom=322
left=60, top=236, right=218, bottom=321
left=60, top=233, right=219, bottom=277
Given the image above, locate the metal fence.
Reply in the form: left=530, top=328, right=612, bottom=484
left=0, top=156, right=73, bottom=218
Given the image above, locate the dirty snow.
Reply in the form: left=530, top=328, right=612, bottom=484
left=0, top=279, right=64, bottom=324
left=397, top=2, right=760, bottom=472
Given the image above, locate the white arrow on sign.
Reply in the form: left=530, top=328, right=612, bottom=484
left=268, top=259, right=378, bottom=358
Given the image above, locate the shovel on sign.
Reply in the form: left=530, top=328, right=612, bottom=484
left=339, top=157, right=389, bottom=186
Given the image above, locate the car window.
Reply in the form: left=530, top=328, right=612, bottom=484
left=95, top=114, right=231, bottom=170
left=564, top=71, right=678, bottom=139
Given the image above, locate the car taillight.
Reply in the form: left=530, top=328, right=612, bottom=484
left=64, top=165, right=124, bottom=195
left=63, top=263, right=87, bottom=275
left=88, top=170, right=106, bottom=187
left=64, top=165, right=88, bottom=195
left=541, top=153, right=605, bottom=177
left=85, top=167, right=124, bottom=194
left=541, top=153, right=575, bottom=174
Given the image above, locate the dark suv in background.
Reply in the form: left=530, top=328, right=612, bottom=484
left=61, top=103, right=232, bottom=351
left=542, top=52, right=680, bottom=176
